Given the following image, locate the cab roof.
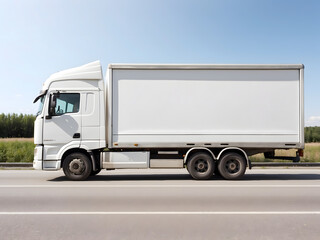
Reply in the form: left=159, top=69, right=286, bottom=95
left=42, top=61, right=102, bottom=90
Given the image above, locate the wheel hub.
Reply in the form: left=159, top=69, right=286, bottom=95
left=229, top=162, right=237, bottom=171
left=69, top=158, right=85, bottom=175
left=226, top=159, right=239, bottom=173
left=195, top=159, right=208, bottom=172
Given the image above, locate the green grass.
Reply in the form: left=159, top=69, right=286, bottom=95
left=0, top=140, right=34, bottom=162
left=302, top=143, right=320, bottom=162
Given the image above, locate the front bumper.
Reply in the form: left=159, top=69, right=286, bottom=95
left=33, top=145, right=43, bottom=170
left=33, top=145, right=61, bottom=170
left=33, top=160, right=42, bottom=170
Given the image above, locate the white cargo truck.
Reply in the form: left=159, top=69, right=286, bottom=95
left=33, top=61, right=304, bottom=180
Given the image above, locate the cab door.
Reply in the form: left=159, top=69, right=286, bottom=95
left=42, top=92, right=82, bottom=166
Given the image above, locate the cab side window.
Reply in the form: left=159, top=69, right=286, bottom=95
left=55, top=93, right=80, bottom=115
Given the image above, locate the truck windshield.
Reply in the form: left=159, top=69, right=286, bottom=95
left=33, top=90, right=47, bottom=116
left=36, top=96, right=45, bottom=116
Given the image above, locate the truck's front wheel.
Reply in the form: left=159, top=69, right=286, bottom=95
left=63, top=153, right=92, bottom=181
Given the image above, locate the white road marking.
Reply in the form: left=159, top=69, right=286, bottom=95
left=0, top=211, right=320, bottom=215
left=0, top=184, right=320, bottom=188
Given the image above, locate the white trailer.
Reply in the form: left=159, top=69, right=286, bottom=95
left=33, top=61, right=304, bottom=180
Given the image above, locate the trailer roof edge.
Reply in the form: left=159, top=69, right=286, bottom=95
left=107, top=64, right=304, bottom=70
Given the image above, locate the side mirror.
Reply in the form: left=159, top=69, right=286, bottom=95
left=46, top=92, right=60, bottom=119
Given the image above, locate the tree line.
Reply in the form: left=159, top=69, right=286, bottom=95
left=0, top=113, right=320, bottom=142
left=305, top=127, right=320, bottom=143
left=0, top=113, right=35, bottom=138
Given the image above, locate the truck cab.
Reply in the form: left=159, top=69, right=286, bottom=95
left=33, top=61, right=106, bottom=172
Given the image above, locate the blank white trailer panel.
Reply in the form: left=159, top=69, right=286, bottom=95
left=108, top=65, right=303, bottom=148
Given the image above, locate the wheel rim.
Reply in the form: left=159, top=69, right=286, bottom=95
left=194, top=159, right=208, bottom=173
left=225, top=159, right=240, bottom=174
left=68, top=158, right=85, bottom=175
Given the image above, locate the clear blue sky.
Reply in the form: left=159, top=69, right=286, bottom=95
left=0, top=0, right=319, bottom=125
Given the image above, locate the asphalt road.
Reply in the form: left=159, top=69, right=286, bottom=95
left=0, top=168, right=320, bottom=240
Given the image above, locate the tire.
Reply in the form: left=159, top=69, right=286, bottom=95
left=63, top=152, right=92, bottom=181
left=187, top=152, right=215, bottom=180
left=90, top=168, right=102, bottom=176
left=218, top=153, right=246, bottom=180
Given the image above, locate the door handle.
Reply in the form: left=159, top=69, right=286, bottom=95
left=73, top=133, right=81, bottom=138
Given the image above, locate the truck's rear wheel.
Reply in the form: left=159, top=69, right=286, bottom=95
left=218, top=153, right=246, bottom=180
left=187, top=152, right=215, bottom=180
left=63, top=153, right=92, bottom=181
